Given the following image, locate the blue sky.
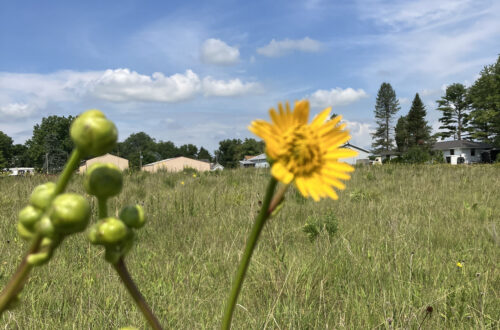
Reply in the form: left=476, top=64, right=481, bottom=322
left=1, top=0, right=499, bottom=153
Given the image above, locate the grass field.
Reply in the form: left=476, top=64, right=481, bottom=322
left=0, top=164, right=499, bottom=329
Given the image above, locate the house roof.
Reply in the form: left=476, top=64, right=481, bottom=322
left=142, top=156, right=205, bottom=167
left=80, top=153, right=128, bottom=165
left=433, top=140, right=493, bottom=150
left=342, top=143, right=370, bottom=154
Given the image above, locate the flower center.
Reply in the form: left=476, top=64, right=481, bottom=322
left=281, top=125, right=323, bottom=177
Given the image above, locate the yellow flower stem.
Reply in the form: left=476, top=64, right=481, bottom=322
left=0, top=148, right=82, bottom=316
left=113, top=257, right=163, bottom=330
left=221, top=177, right=281, bottom=330
left=98, top=197, right=108, bottom=219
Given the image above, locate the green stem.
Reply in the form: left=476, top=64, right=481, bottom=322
left=98, top=198, right=108, bottom=219
left=113, top=258, right=163, bottom=330
left=221, top=178, right=278, bottom=330
left=54, top=149, right=82, bottom=195
left=0, top=236, right=43, bottom=315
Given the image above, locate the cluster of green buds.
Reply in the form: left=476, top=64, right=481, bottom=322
left=17, top=183, right=90, bottom=265
left=14, top=109, right=119, bottom=266
left=84, top=163, right=146, bottom=264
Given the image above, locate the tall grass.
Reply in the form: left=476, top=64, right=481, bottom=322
left=0, top=165, right=498, bottom=328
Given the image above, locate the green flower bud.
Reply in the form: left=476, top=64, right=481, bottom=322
left=27, top=251, right=50, bottom=266
left=18, top=222, right=35, bottom=240
left=70, top=109, right=118, bottom=156
left=88, top=217, right=128, bottom=245
left=19, top=205, right=43, bottom=229
left=50, top=193, right=91, bottom=234
left=84, top=163, right=123, bottom=198
left=35, top=216, right=55, bottom=238
left=30, top=182, right=56, bottom=210
left=119, top=205, right=145, bottom=228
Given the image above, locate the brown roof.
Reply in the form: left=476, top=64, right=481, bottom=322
left=244, top=155, right=257, bottom=160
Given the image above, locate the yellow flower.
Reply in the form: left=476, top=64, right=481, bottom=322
left=456, top=262, right=463, bottom=268
left=249, top=100, right=357, bottom=201
left=192, top=174, right=197, bottom=178
left=180, top=181, right=185, bottom=185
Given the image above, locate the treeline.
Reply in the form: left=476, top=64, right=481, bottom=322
left=0, top=119, right=264, bottom=172
left=372, top=55, right=499, bottom=162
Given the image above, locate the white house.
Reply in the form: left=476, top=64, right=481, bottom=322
left=239, top=154, right=270, bottom=168
left=7, top=167, right=35, bottom=176
left=433, top=140, right=493, bottom=164
left=341, top=143, right=371, bottom=165
left=210, top=163, right=224, bottom=171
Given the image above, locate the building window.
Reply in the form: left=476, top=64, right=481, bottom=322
left=450, top=149, right=454, bottom=155
left=471, top=148, right=475, bottom=156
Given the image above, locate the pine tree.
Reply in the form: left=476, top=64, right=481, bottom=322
left=406, top=93, right=431, bottom=147
left=371, top=82, right=400, bottom=152
left=436, top=83, right=470, bottom=140
left=467, top=55, right=500, bottom=145
left=394, top=116, right=409, bottom=152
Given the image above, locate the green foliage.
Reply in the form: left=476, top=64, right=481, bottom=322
left=119, top=132, right=159, bottom=169
left=406, top=93, right=431, bottom=147
left=197, top=147, right=212, bottom=162
left=436, top=83, right=470, bottom=140
left=395, top=116, right=409, bottom=152
left=0, top=131, right=14, bottom=166
left=372, top=82, right=400, bottom=153
left=402, top=146, right=431, bottom=164
left=214, top=138, right=264, bottom=168
left=302, top=213, right=339, bottom=242
left=467, top=55, right=500, bottom=146
left=25, top=115, right=75, bottom=172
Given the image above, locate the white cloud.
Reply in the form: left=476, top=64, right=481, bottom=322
left=345, top=120, right=374, bottom=149
left=202, top=77, right=260, bottom=96
left=357, top=0, right=500, bottom=83
left=89, top=69, right=201, bottom=102
left=309, top=88, right=368, bottom=108
left=257, top=37, right=322, bottom=57
left=201, top=38, right=240, bottom=65
left=398, top=97, right=410, bottom=105
left=0, top=103, right=36, bottom=118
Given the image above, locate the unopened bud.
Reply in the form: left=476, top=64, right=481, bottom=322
left=30, top=182, right=56, bottom=210
left=70, top=109, right=117, bottom=156
left=119, top=205, right=145, bottom=228
left=51, top=193, right=91, bottom=234
left=84, top=163, right=123, bottom=198
left=88, top=217, right=128, bottom=245
left=19, top=205, right=43, bottom=229
left=35, top=216, right=55, bottom=238
left=18, top=222, right=35, bottom=240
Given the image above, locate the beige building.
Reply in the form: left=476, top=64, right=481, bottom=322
left=142, top=156, right=210, bottom=173
left=79, top=154, right=129, bottom=173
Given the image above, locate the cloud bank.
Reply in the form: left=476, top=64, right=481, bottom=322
left=309, top=88, right=368, bottom=108
left=201, top=38, right=240, bottom=65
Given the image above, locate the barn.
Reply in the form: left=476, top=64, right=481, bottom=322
left=142, top=156, right=210, bottom=173
left=79, top=154, right=129, bottom=173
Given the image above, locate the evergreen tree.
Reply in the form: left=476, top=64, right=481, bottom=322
left=394, top=116, right=409, bottom=152
left=406, top=93, right=431, bottom=147
left=467, top=55, right=500, bottom=145
left=436, top=83, right=470, bottom=140
left=371, top=82, right=400, bottom=152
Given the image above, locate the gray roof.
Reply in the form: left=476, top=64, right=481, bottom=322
left=433, top=140, right=493, bottom=150
left=342, top=143, right=370, bottom=154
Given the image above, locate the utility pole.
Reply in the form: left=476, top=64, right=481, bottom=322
left=45, top=153, right=49, bottom=174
